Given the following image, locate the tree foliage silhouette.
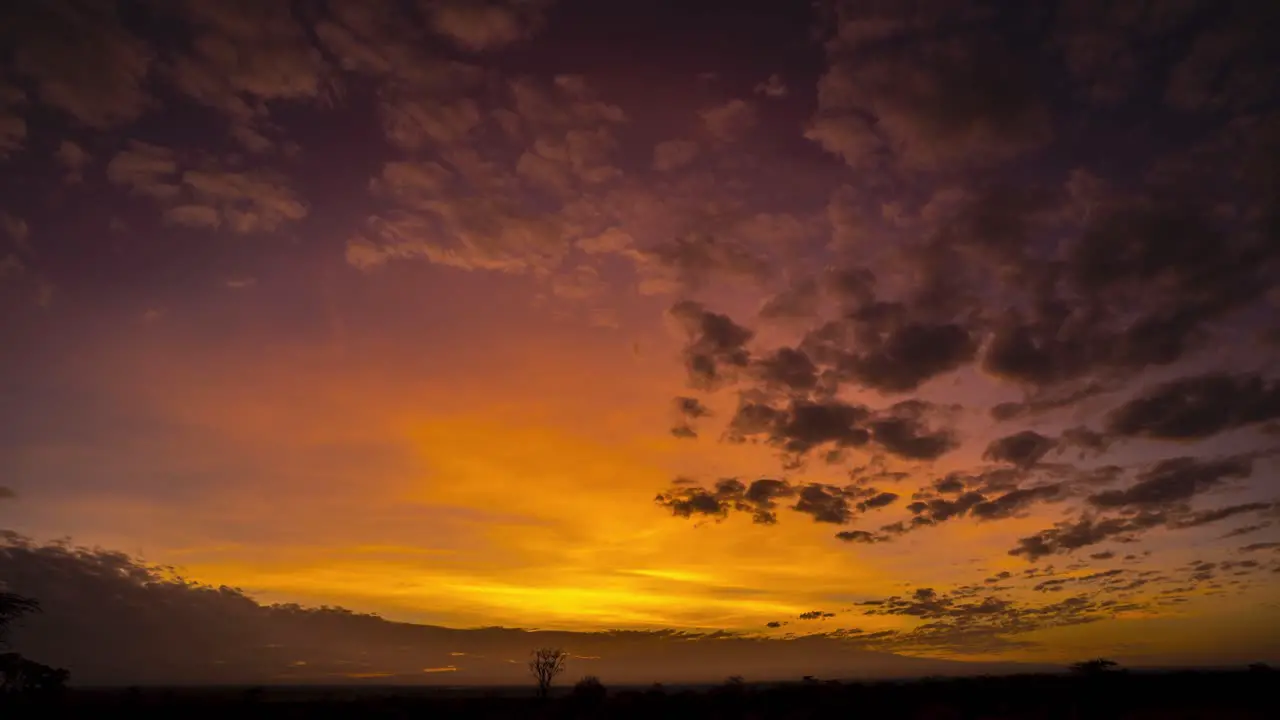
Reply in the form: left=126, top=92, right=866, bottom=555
left=1070, top=658, right=1120, bottom=675
left=571, top=674, right=606, bottom=704
left=0, top=592, right=39, bottom=648
left=529, top=647, right=568, bottom=698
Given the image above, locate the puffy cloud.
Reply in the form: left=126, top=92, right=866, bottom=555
left=428, top=0, right=550, bottom=52
left=54, top=141, right=90, bottom=183
left=352, top=75, right=626, bottom=273
left=106, top=142, right=181, bottom=200
left=4, top=0, right=152, bottom=128
left=647, top=232, right=774, bottom=292
left=164, top=204, right=221, bottom=229
left=106, top=141, right=307, bottom=232
left=179, top=169, right=308, bottom=233
left=0, top=82, right=26, bottom=158
left=700, top=99, right=757, bottom=143
left=754, top=74, right=788, bottom=99
left=163, top=0, right=333, bottom=148
left=1106, top=373, right=1280, bottom=441
left=652, top=140, right=700, bottom=172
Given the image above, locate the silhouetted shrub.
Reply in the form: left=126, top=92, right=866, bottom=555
left=571, top=675, right=606, bottom=704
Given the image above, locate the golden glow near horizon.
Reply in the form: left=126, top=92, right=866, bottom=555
left=6, top=321, right=1275, bottom=667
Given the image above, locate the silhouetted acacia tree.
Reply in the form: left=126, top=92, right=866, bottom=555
left=0, top=592, right=39, bottom=648
left=529, top=647, right=568, bottom=698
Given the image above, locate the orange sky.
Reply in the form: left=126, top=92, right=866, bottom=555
left=2, top=0, right=1280, bottom=676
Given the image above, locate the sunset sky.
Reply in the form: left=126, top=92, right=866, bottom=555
left=2, top=0, right=1280, bottom=681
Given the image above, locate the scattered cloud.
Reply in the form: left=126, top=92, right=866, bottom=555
left=1106, top=373, right=1280, bottom=441
left=428, top=0, right=551, bottom=52
left=652, top=140, right=700, bottom=172
left=754, top=74, right=788, bottom=99
left=701, top=99, right=757, bottom=143
left=5, top=0, right=152, bottom=127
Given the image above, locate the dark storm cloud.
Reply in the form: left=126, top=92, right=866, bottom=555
left=1106, top=373, right=1280, bottom=441
left=668, top=301, right=754, bottom=390
left=983, top=431, right=1057, bottom=469
left=1088, top=456, right=1254, bottom=510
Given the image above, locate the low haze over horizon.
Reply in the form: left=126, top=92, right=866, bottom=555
left=2, top=0, right=1280, bottom=685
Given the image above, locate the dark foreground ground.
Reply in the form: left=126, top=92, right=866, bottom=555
left=4, top=669, right=1277, bottom=719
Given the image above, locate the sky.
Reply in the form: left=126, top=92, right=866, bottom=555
left=2, top=0, right=1280, bottom=684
